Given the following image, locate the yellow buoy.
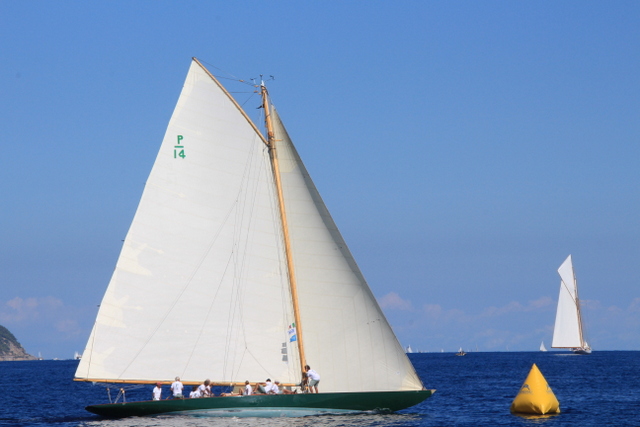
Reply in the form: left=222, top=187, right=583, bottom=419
left=510, top=363, right=560, bottom=415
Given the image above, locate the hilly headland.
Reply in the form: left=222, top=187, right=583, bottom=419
left=0, top=325, right=36, bottom=361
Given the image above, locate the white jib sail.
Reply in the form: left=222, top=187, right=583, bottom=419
left=76, top=61, right=299, bottom=384
left=271, top=108, right=423, bottom=392
left=551, top=255, right=582, bottom=348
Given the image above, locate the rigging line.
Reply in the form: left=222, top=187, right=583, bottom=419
left=78, top=321, right=98, bottom=378
left=223, top=144, right=253, bottom=374
left=560, top=279, right=579, bottom=306
left=235, top=140, right=284, bottom=376
left=224, top=131, right=290, bottom=383
left=244, top=346, right=277, bottom=379
left=120, top=199, right=240, bottom=378
left=235, top=106, right=295, bottom=382
left=222, top=188, right=242, bottom=375
left=233, top=135, right=264, bottom=352
left=197, top=58, right=251, bottom=86
left=183, top=249, right=237, bottom=373
left=93, top=383, right=146, bottom=391
left=240, top=91, right=258, bottom=108
left=230, top=141, right=263, bottom=375
left=214, top=75, right=256, bottom=87
left=229, top=347, right=248, bottom=384
left=223, top=138, right=260, bottom=379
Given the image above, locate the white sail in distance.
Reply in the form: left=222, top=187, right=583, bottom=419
left=76, top=59, right=424, bottom=393
left=551, top=255, right=586, bottom=349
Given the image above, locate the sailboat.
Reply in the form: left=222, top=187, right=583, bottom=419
left=539, top=341, right=547, bottom=352
left=74, top=58, right=433, bottom=418
left=406, top=345, right=413, bottom=354
left=551, top=255, right=591, bottom=354
left=455, top=347, right=466, bottom=356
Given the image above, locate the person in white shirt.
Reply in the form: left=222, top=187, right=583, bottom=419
left=269, top=381, right=280, bottom=394
left=263, top=379, right=274, bottom=394
left=197, top=379, right=211, bottom=397
left=305, top=365, right=320, bottom=393
left=243, top=380, right=253, bottom=396
left=170, top=376, right=184, bottom=399
left=152, top=383, right=162, bottom=400
left=189, top=385, right=200, bottom=398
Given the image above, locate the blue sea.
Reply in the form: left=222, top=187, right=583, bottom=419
left=2, top=351, right=638, bottom=426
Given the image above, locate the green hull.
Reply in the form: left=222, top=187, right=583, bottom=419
left=85, top=390, right=433, bottom=418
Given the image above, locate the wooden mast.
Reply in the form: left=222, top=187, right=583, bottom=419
left=573, top=271, right=587, bottom=350
left=260, top=83, right=307, bottom=374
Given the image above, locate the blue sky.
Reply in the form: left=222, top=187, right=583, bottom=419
left=1, top=1, right=639, bottom=359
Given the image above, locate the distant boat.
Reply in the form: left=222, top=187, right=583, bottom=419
left=37, top=352, right=43, bottom=361
left=74, top=352, right=82, bottom=360
left=455, top=347, right=466, bottom=356
left=406, top=345, right=413, bottom=353
left=539, top=341, right=547, bottom=352
left=73, top=58, right=433, bottom=418
left=551, top=255, right=592, bottom=354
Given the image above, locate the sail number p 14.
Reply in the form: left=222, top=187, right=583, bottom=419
left=174, top=135, right=186, bottom=159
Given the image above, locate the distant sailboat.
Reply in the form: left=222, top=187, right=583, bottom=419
left=539, top=341, right=547, bottom=352
left=455, top=347, right=466, bottom=356
left=551, top=255, right=591, bottom=354
left=74, top=351, right=82, bottom=360
left=406, top=345, right=413, bottom=353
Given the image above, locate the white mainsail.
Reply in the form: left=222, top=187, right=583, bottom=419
left=539, top=341, right=547, bottom=352
left=76, top=59, right=423, bottom=393
left=551, top=255, right=590, bottom=352
left=76, top=61, right=298, bottom=384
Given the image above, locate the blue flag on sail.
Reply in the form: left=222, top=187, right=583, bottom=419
left=288, top=323, right=297, bottom=342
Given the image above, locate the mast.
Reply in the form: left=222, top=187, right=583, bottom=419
left=260, top=82, right=307, bottom=374
left=573, top=268, right=587, bottom=349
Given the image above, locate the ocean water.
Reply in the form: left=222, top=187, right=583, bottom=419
left=1, top=351, right=638, bottom=426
